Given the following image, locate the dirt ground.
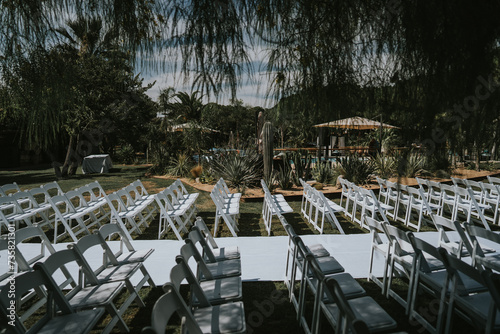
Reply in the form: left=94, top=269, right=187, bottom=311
left=153, top=167, right=500, bottom=199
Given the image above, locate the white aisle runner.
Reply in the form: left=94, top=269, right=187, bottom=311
left=11, top=232, right=448, bottom=286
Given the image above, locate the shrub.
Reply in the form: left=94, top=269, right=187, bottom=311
left=372, top=154, right=396, bottom=179
left=338, top=154, right=374, bottom=185
left=190, top=165, right=203, bottom=179
left=115, top=144, right=136, bottom=164
left=312, top=162, right=336, bottom=185
left=210, top=149, right=262, bottom=192
left=395, top=151, right=426, bottom=177
left=168, top=152, right=192, bottom=177
left=276, top=165, right=294, bottom=190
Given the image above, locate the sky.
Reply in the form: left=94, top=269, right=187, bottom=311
left=140, top=45, right=276, bottom=109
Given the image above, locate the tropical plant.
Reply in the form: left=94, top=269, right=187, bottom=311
left=372, top=154, right=396, bottom=179
left=338, top=154, right=374, bottom=185
left=312, top=162, right=336, bottom=185
left=168, top=152, right=192, bottom=177
left=115, top=144, right=136, bottom=164
left=395, top=151, right=426, bottom=178
left=276, top=165, right=294, bottom=190
left=210, top=149, right=262, bottom=192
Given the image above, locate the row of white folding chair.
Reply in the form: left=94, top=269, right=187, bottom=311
left=299, top=178, right=345, bottom=234
left=419, top=177, right=500, bottom=226
left=154, top=185, right=198, bottom=240
left=261, top=179, right=293, bottom=235
left=142, top=225, right=245, bottom=334
left=1, top=222, right=154, bottom=334
left=211, top=178, right=240, bottom=237
left=105, top=180, right=168, bottom=240
left=279, top=216, right=396, bottom=334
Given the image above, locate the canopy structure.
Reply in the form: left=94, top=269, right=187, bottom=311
left=313, top=116, right=399, bottom=130
left=168, top=123, right=219, bottom=133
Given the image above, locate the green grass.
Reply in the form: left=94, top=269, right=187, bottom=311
left=1, top=165, right=481, bottom=333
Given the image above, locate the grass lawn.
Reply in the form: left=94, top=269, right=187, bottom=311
left=1, top=165, right=477, bottom=333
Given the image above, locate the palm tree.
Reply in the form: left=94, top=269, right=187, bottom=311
left=171, top=91, right=204, bottom=123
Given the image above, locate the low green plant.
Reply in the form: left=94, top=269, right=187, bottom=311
left=167, top=152, right=192, bottom=177
left=276, top=165, right=294, bottom=189
left=262, top=170, right=277, bottom=192
left=338, top=154, right=374, bottom=185
left=312, top=162, right=336, bottom=185
left=210, top=149, right=262, bottom=192
left=115, top=144, right=136, bottom=164
left=425, top=152, right=452, bottom=175
left=395, top=151, right=426, bottom=177
left=371, top=154, right=396, bottom=179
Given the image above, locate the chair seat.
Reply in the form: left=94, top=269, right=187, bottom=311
left=201, top=259, right=241, bottom=280
left=211, top=245, right=240, bottom=260
left=195, top=276, right=242, bottom=305
left=116, top=248, right=154, bottom=264
left=69, top=281, right=124, bottom=309
left=457, top=292, right=500, bottom=328
left=310, top=256, right=344, bottom=275
left=194, top=301, right=246, bottom=334
left=324, top=273, right=366, bottom=299
left=324, top=296, right=397, bottom=332
left=36, top=309, right=106, bottom=334
left=96, top=263, right=142, bottom=283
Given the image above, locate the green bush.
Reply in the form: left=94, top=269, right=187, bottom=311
left=395, top=151, right=426, bottom=177
left=312, top=162, right=336, bottom=185
left=290, top=150, right=312, bottom=186
left=276, top=165, right=294, bottom=189
left=371, top=154, right=396, bottom=179
left=210, top=149, right=262, bottom=192
left=115, top=144, right=136, bottom=164
left=338, top=154, right=374, bottom=185
left=168, top=152, right=192, bottom=177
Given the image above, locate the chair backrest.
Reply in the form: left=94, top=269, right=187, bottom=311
left=132, top=180, right=149, bottom=196
left=439, top=247, right=484, bottom=296
left=28, top=187, right=50, bottom=206
left=73, top=234, right=109, bottom=273
left=194, top=217, right=218, bottom=249
left=170, top=259, right=211, bottom=307
left=142, top=283, right=202, bottom=334
left=97, top=223, right=137, bottom=259
left=41, top=181, right=64, bottom=198
left=364, top=216, right=387, bottom=247
left=407, top=232, right=443, bottom=273
left=464, top=223, right=500, bottom=258
left=381, top=223, right=413, bottom=256
left=35, top=248, right=96, bottom=297
left=179, top=239, right=212, bottom=280
left=487, top=176, right=500, bottom=186
left=323, top=276, right=371, bottom=334
left=0, top=182, right=21, bottom=196
left=451, top=177, right=467, bottom=188
left=188, top=226, right=217, bottom=262
left=15, top=225, right=55, bottom=270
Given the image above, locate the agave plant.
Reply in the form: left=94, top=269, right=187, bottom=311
left=276, top=164, right=294, bottom=190
left=372, top=154, right=396, bottom=179
left=167, top=152, right=192, bottom=177
left=395, top=151, right=426, bottom=177
left=312, top=162, right=336, bottom=185
left=210, top=149, right=262, bottom=192
left=338, top=154, right=374, bottom=185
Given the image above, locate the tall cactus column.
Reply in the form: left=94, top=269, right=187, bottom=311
left=262, top=121, right=274, bottom=179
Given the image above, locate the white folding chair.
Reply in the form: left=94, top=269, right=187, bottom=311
left=48, top=194, right=92, bottom=243
left=171, top=257, right=242, bottom=307
left=364, top=216, right=391, bottom=295
left=194, top=217, right=240, bottom=260
left=0, top=269, right=105, bottom=334
left=97, top=222, right=155, bottom=264
left=142, top=282, right=246, bottom=334
left=34, top=249, right=131, bottom=334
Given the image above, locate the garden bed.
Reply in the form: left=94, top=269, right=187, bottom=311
left=153, top=167, right=500, bottom=202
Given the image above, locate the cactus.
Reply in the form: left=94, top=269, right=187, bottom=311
left=291, top=150, right=312, bottom=185
left=262, top=121, right=274, bottom=179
